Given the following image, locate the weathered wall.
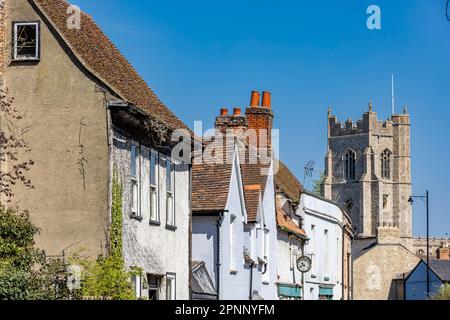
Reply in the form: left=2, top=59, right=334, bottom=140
left=113, top=131, right=190, bottom=300
left=4, top=0, right=109, bottom=257
left=353, top=242, right=419, bottom=300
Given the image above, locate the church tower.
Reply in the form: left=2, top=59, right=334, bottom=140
left=322, top=103, right=412, bottom=239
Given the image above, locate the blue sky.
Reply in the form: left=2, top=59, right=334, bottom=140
left=73, top=0, right=450, bottom=237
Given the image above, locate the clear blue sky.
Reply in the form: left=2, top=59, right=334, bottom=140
left=73, top=0, right=450, bottom=237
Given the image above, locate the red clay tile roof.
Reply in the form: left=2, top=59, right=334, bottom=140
left=33, top=0, right=189, bottom=131
left=276, top=204, right=307, bottom=239
left=192, top=162, right=233, bottom=212
left=275, top=161, right=304, bottom=202
left=191, top=140, right=235, bottom=212
left=241, top=162, right=270, bottom=223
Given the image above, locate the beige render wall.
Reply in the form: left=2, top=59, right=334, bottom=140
left=4, top=0, right=109, bottom=257
left=353, top=243, right=418, bottom=300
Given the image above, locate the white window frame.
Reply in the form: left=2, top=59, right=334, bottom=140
left=166, top=273, right=176, bottom=300
left=166, top=159, right=175, bottom=227
left=13, top=22, right=40, bottom=61
left=132, top=274, right=141, bottom=299
left=130, top=143, right=141, bottom=218
left=149, top=151, right=159, bottom=223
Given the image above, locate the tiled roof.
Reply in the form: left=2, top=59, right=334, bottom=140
left=33, top=0, right=189, bottom=131
left=429, top=259, right=450, bottom=282
left=275, top=161, right=304, bottom=202
left=191, top=140, right=234, bottom=213
left=192, top=162, right=233, bottom=212
left=241, top=162, right=270, bottom=223
left=276, top=204, right=307, bottom=239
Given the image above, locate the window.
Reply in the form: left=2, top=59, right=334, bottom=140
left=147, top=274, right=161, bottom=300
left=230, top=214, right=237, bottom=271
left=131, top=274, right=141, bottom=299
left=148, top=274, right=161, bottom=300
left=166, top=159, right=175, bottom=227
left=381, top=149, right=391, bottom=179
left=13, top=22, right=40, bottom=61
left=166, top=273, right=176, bottom=300
left=344, top=149, right=356, bottom=181
left=150, top=151, right=159, bottom=223
left=130, top=144, right=141, bottom=218
left=383, top=194, right=389, bottom=209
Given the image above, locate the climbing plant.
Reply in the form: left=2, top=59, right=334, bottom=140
left=71, top=168, right=139, bottom=300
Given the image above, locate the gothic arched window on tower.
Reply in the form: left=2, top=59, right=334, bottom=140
left=381, top=149, right=391, bottom=179
left=344, top=149, right=356, bottom=181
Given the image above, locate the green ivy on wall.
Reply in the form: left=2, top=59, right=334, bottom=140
left=110, top=167, right=123, bottom=258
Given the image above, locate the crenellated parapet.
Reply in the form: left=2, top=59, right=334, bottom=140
left=328, top=103, right=409, bottom=138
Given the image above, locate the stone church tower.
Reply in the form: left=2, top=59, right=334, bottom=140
left=323, top=103, right=412, bottom=239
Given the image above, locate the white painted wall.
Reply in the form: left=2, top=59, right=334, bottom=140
left=300, top=193, right=344, bottom=300
left=113, top=131, right=190, bottom=300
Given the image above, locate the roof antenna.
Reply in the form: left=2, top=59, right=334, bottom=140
left=303, top=160, right=315, bottom=188
left=391, top=74, right=395, bottom=115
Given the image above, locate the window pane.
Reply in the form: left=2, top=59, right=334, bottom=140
left=131, top=145, right=137, bottom=177
left=131, top=180, right=138, bottom=214
left=150, top=189, right=158, bottom=221
left=150, top=153, right=157, bottom=186
left=15, top=24, right=38, bottom=59
left=167, top=194, right=174, bottom=225
left=166, top=160, right=172, bottom=192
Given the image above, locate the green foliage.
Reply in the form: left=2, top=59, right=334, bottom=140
left=69, top=170, right=138, bottom=300
left=312, top=172, right=326, bottom=195
left=432, top=283, right=450, bottom=300
left=110, top=168, right=123, bottom=258
left=71, top=253, right=135, bottom=300
left=0, top=205, right=70, bottom=300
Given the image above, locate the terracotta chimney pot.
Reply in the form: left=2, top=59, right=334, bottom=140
left=233, top=108, right=242, bottom=116
left=220, top=108, right=228, bottom=116
left=250, top=91, right=261, bottom=107
left=262, top=91, right=271, bottom=108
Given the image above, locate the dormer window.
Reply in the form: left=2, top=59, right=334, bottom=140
left=13, top=22, right=40, bottom=61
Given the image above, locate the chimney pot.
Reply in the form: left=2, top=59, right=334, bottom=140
left=250, top=91, right=261, bottom=107
left=220, top=108, right=228, bottom=116
left=262, top=91, right=271, bottom=108
left=233, top=108, right=242, bottom=116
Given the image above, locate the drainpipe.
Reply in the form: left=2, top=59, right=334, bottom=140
left=216, top=211, right=224, bottom=300
left=249, top=261, right=255, bottom=300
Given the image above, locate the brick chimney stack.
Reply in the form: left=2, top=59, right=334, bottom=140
left=215, top=107, right=248, bottom=134
left=437, top=241, right=450, bottom=260
left=245, top=90, right=274, bottom=153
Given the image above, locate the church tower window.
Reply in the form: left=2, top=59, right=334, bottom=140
left=344, top=150, right=356, bottom=181
left=381, top=149, right=391, bottom=179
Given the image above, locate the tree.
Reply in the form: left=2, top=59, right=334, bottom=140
left=0, top=87, right=34, bottom=200
left=312, top=171, right=326, bottom=195
left=432, top=284, right=450, bottom=300
left=0, top=205, right=71, bottom=300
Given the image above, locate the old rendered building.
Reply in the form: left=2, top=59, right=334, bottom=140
left=275, top=163, right=308, bottom=300
left=322, top=104, right=422, bottom=299
left=0, top=0, right=191, bottom=299
left=191, top=91, right=278, bottom=300
left=275, top=162, right=353, bottom=300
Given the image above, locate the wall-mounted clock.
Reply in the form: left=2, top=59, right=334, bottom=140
left=296, top=256, right=312, bottom=273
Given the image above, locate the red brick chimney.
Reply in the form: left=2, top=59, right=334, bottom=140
left=437, top=241, right=450, bottom=260
left=245, top=90, right=274, bottom=153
